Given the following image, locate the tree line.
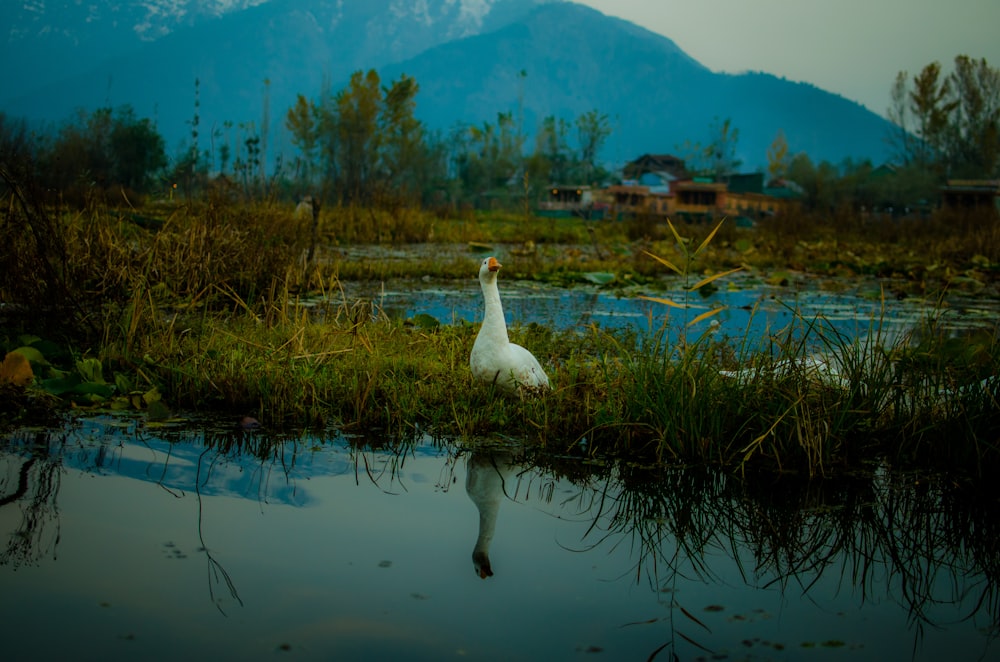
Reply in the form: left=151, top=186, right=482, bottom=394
left=284, top=69, right=614, bottom=208
left=1, top=57, right=997, bottom=213
left=889, top=55, right=999, bottom=179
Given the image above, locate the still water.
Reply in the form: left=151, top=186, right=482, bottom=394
left=339, top=275, right=1000, bottom=345
left=2, top=417, right=998, bottom=661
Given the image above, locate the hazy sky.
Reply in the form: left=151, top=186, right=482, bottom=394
left=573, top=0, right=1000, bottom=117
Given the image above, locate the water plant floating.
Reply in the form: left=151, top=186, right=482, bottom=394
left=470, top=256, right=551, bottom=393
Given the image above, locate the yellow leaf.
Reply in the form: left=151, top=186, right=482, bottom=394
left=687, top=307, right=725, bottom=326
left=642, top=250, right=682, bottom=276
left=693, top=218, right=727, bottom=256
left=689, top=266, right=744, bottom=291
left=665, top=219, right=688, bottom=255
left=637, top=295, right=688, bottom=309
left=0, top=351, right=34, bottom=387
left=638, top=295, right=706, bottom=310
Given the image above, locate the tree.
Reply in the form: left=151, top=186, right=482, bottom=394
left=380, top=74, right=424, bottom=201
left=462, top=112, right=521, bottom=196
left=534, top=115, right=571, bottom=183
left=888, top=56, right=1000, bottom=178
left=109, top=108, right=166, bottom=191
left=292, top=69, right=432, bottom=205
left=766, top=130, right=789, bottom=181
left=887, top=71, right=917, bottom=166
left=909, top=62, right=955, bottom=169
left=0, top=112, right=36, bottom=183
left=44, top=105, right=166, bottom=198
left=285, top=93, right=318, bottom=190
left=575, top=109, right=611, bottom=183
left=786, top=153, right=838, bottom=212
left=948, top=55, right=1000, bottom=177
left=336, top=69, right=383, bottom=204
left=678, top=117, right=742, bottom=179
left=706, top=117, right=741, bottom=179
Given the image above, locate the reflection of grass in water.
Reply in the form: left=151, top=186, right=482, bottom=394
left=543, top=455, right=1000, bottom=659
left=0, top=448, right=62, bottom=568
left=5, top=420, right=999, bottom=656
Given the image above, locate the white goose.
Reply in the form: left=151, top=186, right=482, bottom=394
left=470, top=256, right=550, bottom=393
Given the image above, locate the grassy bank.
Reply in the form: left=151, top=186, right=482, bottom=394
left=1, top=197, right=999, bottom=477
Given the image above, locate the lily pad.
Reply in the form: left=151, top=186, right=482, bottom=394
left=39, top=374, right=83, bottom=396
left=11, top=346, right=48, bottom=366
left=76, top=357, right=106, bottom=384
left=410, top=313, right=440, bottom=329
left=582, top=272, right=616, bottom=285
left=70, top=381, right=115, bottom=398
left=146, top=399, right=171, bottom=421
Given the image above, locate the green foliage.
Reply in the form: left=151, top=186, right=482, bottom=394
left=296, top=69, right=434, bottom=206
left=889, top=55, right=1000, bottom=178
left=677, top=116, right=742, bottom=179
left=43, top=105, right=166, bottom=200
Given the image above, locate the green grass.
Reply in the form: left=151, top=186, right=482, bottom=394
left=9, top=294, right=995, bottom=478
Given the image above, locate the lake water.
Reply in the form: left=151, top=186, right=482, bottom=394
left=2, top=417, right=998, bottom=661
left=335, top=275, right=1000, bottom=347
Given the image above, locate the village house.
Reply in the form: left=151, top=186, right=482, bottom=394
left=940, top=180, right=1000, bottom=215
left=605, top=183, right=671, bottom=219
left=536, top=185, right=601, bottom=219
left=604, top=155, right=801, bottom=222
left=623, top=153, right=690, bottom=184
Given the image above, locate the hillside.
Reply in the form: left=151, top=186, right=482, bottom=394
left=0, top=0, right=894, bottom=168
left=383, top=3, right=893, bottom=167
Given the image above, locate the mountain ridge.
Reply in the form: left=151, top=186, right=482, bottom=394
left=1, top=0, right=894, bottom=170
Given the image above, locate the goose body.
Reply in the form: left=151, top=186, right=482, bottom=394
left=470, top=256, right=550, bottom=393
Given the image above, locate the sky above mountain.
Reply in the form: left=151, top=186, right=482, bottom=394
left=575, top=0, right=1000, bottom=118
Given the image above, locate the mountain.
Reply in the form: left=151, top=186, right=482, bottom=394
left=1, top=0, right=894, bottom=169
left=1, top=0, right=549, bottom=154
left=382, top=3, right=894, bottom=168
left=0, top=1, right=270, bottom=98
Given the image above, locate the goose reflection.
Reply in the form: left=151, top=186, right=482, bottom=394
left=465, top=449, right=517, bottom=579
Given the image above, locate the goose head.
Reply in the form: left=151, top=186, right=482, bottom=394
left=479, top=256, right=502, bottom=283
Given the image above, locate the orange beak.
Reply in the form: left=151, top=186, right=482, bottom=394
left=487, top=257, right=502, bottom=272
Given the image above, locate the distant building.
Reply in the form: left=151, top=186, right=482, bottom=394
left=671, top=179, right=728, bottom=221
left=940, top=180, right=1000, bottom=214
left=605, top=184, right=663, bottom=219
left=623, top=154, right=689, bottom=185
left=536, top=185, right=601, bottom=219
left=605, top=154, right=803, bottom=221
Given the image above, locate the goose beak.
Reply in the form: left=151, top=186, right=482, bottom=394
left=487, top=257, right=502, bottom=272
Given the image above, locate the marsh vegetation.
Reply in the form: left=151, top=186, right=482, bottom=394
left=1, top=180, right=997, bottom=479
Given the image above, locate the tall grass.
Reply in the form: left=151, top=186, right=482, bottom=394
left=1, top=188, right=998, bottom=477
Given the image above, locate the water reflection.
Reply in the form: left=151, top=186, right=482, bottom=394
left=465, top=449, right=517, bottom=578
left=2, top=419, right=998, bottom=660
left=552, top=459, right=1000, bottom=657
